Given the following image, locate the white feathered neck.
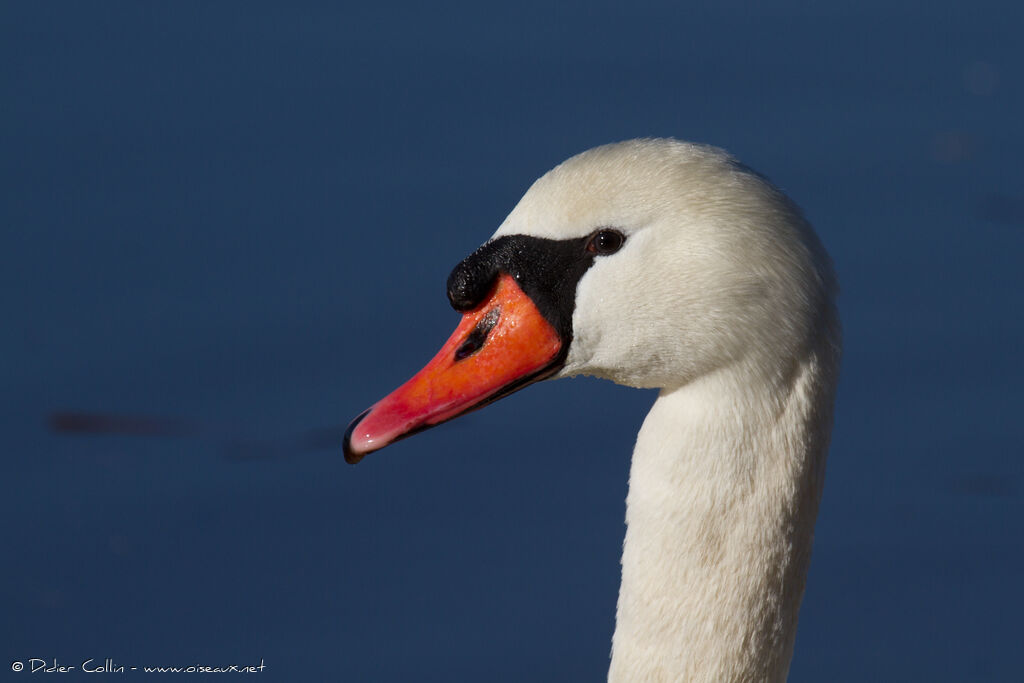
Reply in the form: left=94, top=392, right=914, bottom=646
left=610, top=326, right=838, bottom=682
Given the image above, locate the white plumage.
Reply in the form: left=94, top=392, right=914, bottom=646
left=493, top=139, right=840, bottom=682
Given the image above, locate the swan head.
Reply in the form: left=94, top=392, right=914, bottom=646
left=344, top=138, right=837, bottom=462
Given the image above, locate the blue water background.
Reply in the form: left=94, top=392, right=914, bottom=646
left=3, top=1, right=1022, bottom=680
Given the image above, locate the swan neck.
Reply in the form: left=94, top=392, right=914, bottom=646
left=609, top=354, right=835, bottom=683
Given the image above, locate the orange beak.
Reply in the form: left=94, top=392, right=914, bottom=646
left=344, top=273, right=563, bottom=463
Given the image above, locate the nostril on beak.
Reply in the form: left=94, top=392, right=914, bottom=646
left=454, top=308, right=501, bottom=361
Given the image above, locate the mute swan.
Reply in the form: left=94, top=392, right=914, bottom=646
left=344, top=139, right=840, bottom=682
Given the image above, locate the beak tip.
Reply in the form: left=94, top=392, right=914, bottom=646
left=342, top=408, right=372, bottom=465
left=343, top=450, right=364, bottom=465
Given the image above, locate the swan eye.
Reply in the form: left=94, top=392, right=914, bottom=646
left=586, top=229, right=625, bottom=255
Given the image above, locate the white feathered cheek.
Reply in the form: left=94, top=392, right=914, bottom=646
left=561, top=240, right=656, bottom=385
